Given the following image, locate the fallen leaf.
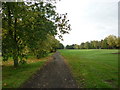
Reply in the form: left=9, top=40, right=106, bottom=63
left=4, top=83, right=7, bottom=86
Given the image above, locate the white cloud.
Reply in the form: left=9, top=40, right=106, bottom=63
left=55, top=0, right=119, bottom=46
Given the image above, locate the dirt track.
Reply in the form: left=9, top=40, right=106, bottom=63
left=21, top=51, right=78, bottom=88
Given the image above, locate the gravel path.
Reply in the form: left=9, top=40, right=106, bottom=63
left=22, top=51, right=78, bottom=88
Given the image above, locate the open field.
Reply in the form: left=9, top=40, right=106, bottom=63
left=59, top=49, right=118, bottom=88
left=2, top=54, right=53, bottom=88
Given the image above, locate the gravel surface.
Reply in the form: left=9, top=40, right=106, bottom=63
left=21, top=51, right=78, bottom=88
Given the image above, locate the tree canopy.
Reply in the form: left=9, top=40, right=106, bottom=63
left=66, top=35, right=120, bottom=49
left=2, top=2, right=71, bottom=67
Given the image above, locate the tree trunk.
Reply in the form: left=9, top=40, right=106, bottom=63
left=13, top=17, right=19, bottom=67
left=7, top=3, right=19, bottom=67
left=13, top=55, right=18, bottom=67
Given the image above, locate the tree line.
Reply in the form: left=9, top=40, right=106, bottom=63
left=66, top=35, right=120, bottom=49
left=2, top=1, right=70, bottom=67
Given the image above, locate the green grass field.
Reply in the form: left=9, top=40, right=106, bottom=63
left=59, top=49, right=118, bottom=88
left=2, top=54, right=53, bottom=88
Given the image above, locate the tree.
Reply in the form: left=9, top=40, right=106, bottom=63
left=101, top=39, right=108, bottom=49
left=2, top=2, right=71, bottom=67
left=79, top=43, right=85, bottom=49
left=32, top=34, right=59, bottom=59
left=66, top=45, right=73, bottom=49
left=118, top=37, right=120, bottom=49
left=115, top=37, right=120, bottom=49
left=67, top=35, right=119, bottom=50
left=92, top=40, right=99, bottom=49
left=57, top=43, right=64, bottom=49
left=73, top=44, right=79, bottom=49
left=106, top=35, right=117, bottom=49
left=84, top=41, right=91, bottom=49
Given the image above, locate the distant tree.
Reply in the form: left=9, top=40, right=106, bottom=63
left=79, top=43, right=85, bottom=49
left=72, top=35, right=120, bottom=49
left=66, top=45, right=73, bottom=49
left=114, top=36, right=120, bottom=49
left=90, top=41, right=95, bottom=49
left=57, top=43, right=64, bottom=49
left=66, top=45, right=69, bottom=49
left=100, top=39, right=108, bottom=49
left=73, top=44, right=79, bottom=49
left=98, top=41, right=102, bottom=49
left=118, top=37, right=120, bottom=49
left=92, top=40, right=100, bottom=49
left=66, top=45, right=70, bottom=49
left=84, top=41, right=91, bottom=49
left=106, top=35, right=117, bottom=49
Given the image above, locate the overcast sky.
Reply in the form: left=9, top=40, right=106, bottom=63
left=55, top=0, right=119, bottom=46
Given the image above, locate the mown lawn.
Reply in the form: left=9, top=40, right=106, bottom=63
left=59, top=49, right=118, bottom=88
left=2, top=54, right=53, bottom=88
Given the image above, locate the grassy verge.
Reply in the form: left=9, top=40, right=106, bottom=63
left=2, top=53, right=53, bottom=88
left=59, top=49, right=118, bottom=88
